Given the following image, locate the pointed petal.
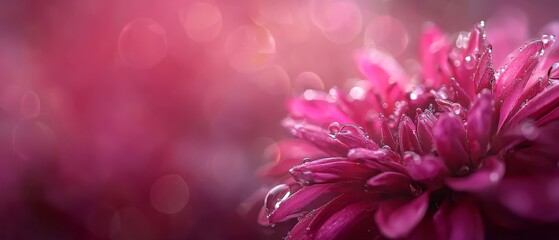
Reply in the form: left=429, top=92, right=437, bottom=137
left=404, top=153, right=448, bottom=182
left=399, top=115, right=421, bottom=154
left=288, top=90, right=353, bottom=125
left=420, top=23, right=451, bottom=88
left=356, top=49, right=407, bottom=99
left=448, top=199, right=484, bottom=240
left=375, top=193, right=429, bottom=238
left=366, top=172, right=413, bottom=195
left=416, top=110, right=436, bottom=153
left=433, top=114, right=470, bottom=173
left=473, top=46, right=496, bottom=93
left=496, top=39, right=546, bottom=128
left=268, top=182, right=353, bottom=223
left=466, top=90, right=494, bottom=163
left=315, top=201, right=376, bottom=240
left=283, top=118, right=349, bottom=155
left=347, top=148, right=406, bottom=173
left=334, top=124, right=379, bottom=150
left=502, top=83, right=559, bottom=132
left=446, top=157, right=504, bottom=192
left=289, top=157, right=373, bottom=184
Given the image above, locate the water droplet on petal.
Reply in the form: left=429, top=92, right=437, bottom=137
left=464, top=55, right=475, bottom=69
left=264, top=184, right=291, bottom=213
left=180, top=2, right=222, bottom=42
left=328, top=122, right=341, bottom=135
left=21, top=91, right=40, bottom=119
left=119, top=18, right=168, bottom=68
left=541, top=34, right=556, bottom=48
left=548, top=62, right=559, bottom=80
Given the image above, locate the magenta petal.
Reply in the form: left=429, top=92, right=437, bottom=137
left=496, top=39, right=545, bottom=128
left=315, top=201, right=376, bottom=240
left=503, top=83, right=559, bottom=132
left=404, top=154, right=448, bottom=182
left=447, top=199, right=484, bottom=240
left=356, top=49, right=407, bottom=99
left=473, top=46, right=496, bottom=93
left=366, top=172, right=413, bottom=195
left=466, top=90, right=494, bottom=163
left=420, top=23, right=451, bottom=88
left=498, top=175, right=559, bottom=221
left=416, top=110, right=436, bottom=153
left=347, top=148, right=407, bottom=173
left=282, top=118, right=349, bottom=155
left=399, top=115, right=422, bottom=154
left=446, top=157, right=504, bottom=192
left=433, top=114, right=470, bottom=173
left=375, top=193, right=429, bottom=238
left=288, top=92, right=353, bottom=125
left=268, top=183, right=350, bottom=223
left=334, top=124, right=379, bottom=150
left=289, top=157, right=373, bottom=184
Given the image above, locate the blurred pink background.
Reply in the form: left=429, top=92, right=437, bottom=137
left=0, top=0, right=558, bottom=239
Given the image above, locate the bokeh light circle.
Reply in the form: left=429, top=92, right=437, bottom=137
left=119, top=18, right=168, bottom=69
left=311, top=0, right=363, bottom=44
left=292, top=71, right=324, bottom=95
left=364, top=16, right=409, bottom=56
left=150, top=174, right=190, bottom=214
left=21, top=91, right=40, bottom=119
left=180, top=2, right=222, bottom=42
left=225, top=25, right=276, bottom=72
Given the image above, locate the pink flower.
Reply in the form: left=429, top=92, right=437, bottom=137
left=258, top=21, right=559, bottom=239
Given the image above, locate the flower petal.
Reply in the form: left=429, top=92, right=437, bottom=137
left=347, top=148, right=407, bottom=173
left=433, top=114, right=470, bottom=174
left=416, top=109, right=436, bottom=154
left=404, top=153, right=448, bottom=183
left=356, top=49, right=407, bottom=100
left=366, top=172, right=414, bottom=195
left=315, top=201, right=376, bottom=240
left=268, top=182, right=354, bottom=223
left=289, top=157, right=373, bottom=184
left=473, top=46, right=496, bottom=93
left=399, top=115, right=421, bottom=154
left=283, top=118, right=349, bottom=155
left=288, top=90, right=353, bottom=125
left=502, top=83, right=559, bottom=132
left=334, top=124, right=379, bottom=150
left=497, top=175, right=559, bottom=221
left=434, top=198, right=484, bottom=240
left=375, top=193, right=429, bottom=238
left=496, top=39, right=546, bottom=129
left=466, top=89, right=494, bottom=163
left=420, top=23, right=451, bottom=88
left=446, top=157, right=504, bottom=192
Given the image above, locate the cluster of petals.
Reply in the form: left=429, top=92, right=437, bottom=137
left=258, top=21, right=559, bottom=239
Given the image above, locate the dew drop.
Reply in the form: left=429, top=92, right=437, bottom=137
left=265, top=184, right=291, bottom=213
left=464, top=55, right=476, bottom=69
left=548, top=62, right=559, bottom=80
left=541, top=34, right=556, bottom=48
left=328, top=122, right=341, bottom=135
